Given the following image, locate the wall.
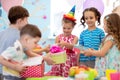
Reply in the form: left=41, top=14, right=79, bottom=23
left=0, top=0, right=119, bottom=72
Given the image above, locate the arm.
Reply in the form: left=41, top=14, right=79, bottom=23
left=33, top=45, right=50, bottom=54
left=84, top=40, right=113, bottom=57
left=42, top=54, right=55, bottom=65
left=56, top=36, right=78, bottom=49
left=25, top=50, right=40, bottom=57
left=0, top=56, right=27, bottom=72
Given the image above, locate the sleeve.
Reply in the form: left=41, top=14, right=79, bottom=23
left=1, top=47, right=17, bottom=60
left=79, top=31, right=84, bottom=46
left=100, top=30, right=105, bottom=43
left=105, top=35, right=114, bottom=43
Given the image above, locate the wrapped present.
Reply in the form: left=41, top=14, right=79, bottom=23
left=20, top=56, right=44, bottom=78
left=106, top=69, right=117, bottom=80
left=50, top=45, right=67, bottom=64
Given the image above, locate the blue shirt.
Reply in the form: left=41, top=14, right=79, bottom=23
left=0, top=27, right=20, bottom=74
left=79, top=27, right=105, bottom=61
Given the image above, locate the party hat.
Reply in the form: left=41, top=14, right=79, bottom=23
left=63, top=5, right=76, bottom=21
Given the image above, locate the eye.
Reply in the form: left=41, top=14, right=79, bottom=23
left=85, top=17, right=88, bottom=20
left=90, top=17, right=93, bottom=19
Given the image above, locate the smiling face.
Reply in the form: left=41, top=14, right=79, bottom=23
left=84, top=11, right=97, bottom=28
left=62, top=22, right=73, bottom=36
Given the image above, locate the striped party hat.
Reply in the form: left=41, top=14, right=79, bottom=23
left=63, top=5, right=76, bottom=21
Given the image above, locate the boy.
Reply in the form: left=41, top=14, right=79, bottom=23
left=0, top=6, right=29, bottom=79
left=0, top=24, right=54, bottom=80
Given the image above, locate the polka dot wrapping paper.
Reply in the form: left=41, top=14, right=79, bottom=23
left=20, top=62, right=44, bottom=78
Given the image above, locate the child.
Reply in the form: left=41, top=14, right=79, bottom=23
left=84, top=13, right=120, bottom=77
left=48, top=5, right=78, bottom=77
left=0, top=6, right=29, bottom=80
left=0, top=24, right=54, bottom=80
left=78, top=7, right=105, bottom=68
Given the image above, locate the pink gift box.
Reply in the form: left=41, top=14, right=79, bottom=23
left=20, top=62, right=44, bottom=78
left=110, top=72, right=120, bottom=80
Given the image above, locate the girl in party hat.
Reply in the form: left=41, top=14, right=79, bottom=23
left=46, top=5, right=78, bottom=77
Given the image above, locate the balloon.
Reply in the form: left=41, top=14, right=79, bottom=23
left=83, top=0, right=104, bottom=15
left=1, top=0, right=24, bottom=13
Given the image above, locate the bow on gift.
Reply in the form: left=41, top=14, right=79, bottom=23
left=50, top=45, right=63, bottom=54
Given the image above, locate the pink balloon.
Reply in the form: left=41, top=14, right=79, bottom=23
left=1, top=0, right=24, bottom=13
left=83, top=0, right=104, bottom=15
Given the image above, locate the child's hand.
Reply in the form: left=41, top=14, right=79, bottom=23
left=43, top=54, right=55, bottom=65
left=57, top=40, right=66, bottom=48
left=84, top=49, right=93, bottom=56
left=44, top=45, right=50, bottom=53
left=14, top=63, right=28, bottom=72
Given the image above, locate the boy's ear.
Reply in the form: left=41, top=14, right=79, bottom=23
left=16, top=18, right=23, bottom=24
left=23, top=35, right=30, bottom=43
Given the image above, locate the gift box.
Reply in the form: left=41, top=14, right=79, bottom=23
left=50, top=45, right=67, bottom=64
left=106, top=69, right=117, bottom=80
left=20, top=56, right=44, bottom=78
left=50, top=51, right=67, bottom=64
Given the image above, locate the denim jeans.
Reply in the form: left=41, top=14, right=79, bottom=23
left=3, top=75, right=26, bottom=80
left=0, top=74, right=3, bottom=80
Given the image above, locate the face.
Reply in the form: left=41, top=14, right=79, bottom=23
left=84, top=11, right=97, bottom=27
left=103, top=19, right=108, bottom=33
left=62, top=22, right=73, bottom=36
left=25, top=36, right=40, bottom=50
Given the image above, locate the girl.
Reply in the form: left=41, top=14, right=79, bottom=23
left=78, top=7, right=105, bottom=68
left=48, top=6, right=78, bottom=77
left=84, top=13, right=120, bottom=77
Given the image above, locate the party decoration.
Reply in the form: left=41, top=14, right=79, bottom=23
left=1, top=0, right=24, bottom=13
left=83, top=0, right=104, bottom=15
left=64, top=5, right=76, bottom=21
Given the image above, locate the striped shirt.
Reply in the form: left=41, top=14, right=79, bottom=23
left=79, top=27, right=105, bottom=61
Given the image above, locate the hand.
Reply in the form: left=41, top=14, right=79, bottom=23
left=57, top=40, right=66, bottom=48
left=43, top=54, right=55, bottom=65
left=44, top=45, right=50, bottom=53
left=84, top=48, right=93, bottom=56
left=14, top=63, right=28, bottom=72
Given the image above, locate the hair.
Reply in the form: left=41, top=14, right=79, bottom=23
left=104, top=13, right=120, bottom=50
left=62, top=17, right=76, bottom=27
left=80, top=7, right=101, bottom=27
left=8, top=6, right=29, bottom=24
left=20, top=24, right=41, bottom=38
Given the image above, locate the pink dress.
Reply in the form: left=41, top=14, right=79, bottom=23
left=48, top=34, right=77, bottom=77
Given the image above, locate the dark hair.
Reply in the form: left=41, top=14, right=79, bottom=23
left=104, top=13, right=120, bottom=50
left=20, top=24, right=41, bottom=38
left=62, top=17, right=76, bottom=27
left=8, top=6, right=29, bottom=24
left=80, top=7, right=101, bottom=27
